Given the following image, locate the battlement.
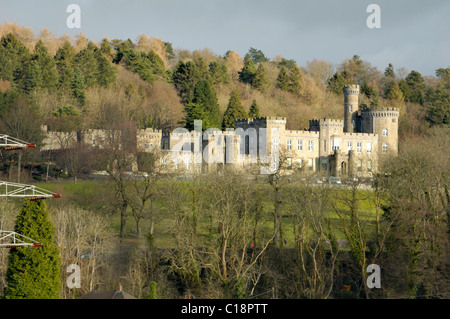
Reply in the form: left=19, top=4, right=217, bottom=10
left=235, top=116, right=287, bottom=124
left=321, top=118, right=344, bottom=124
left=138, top=128, right=162, bottom=134
left=361, top=107, right=400, bottom=118
left=343, top=84, right=360, bottom=95
left=286, top=130, right=319, bottom=136
left=344, top=132, right=377, bottom=138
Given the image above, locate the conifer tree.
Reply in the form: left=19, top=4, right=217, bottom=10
left=0, top=33, right=31, bottom=84
left=238, top=54, right=256, bottom=85
left=209, top=60, right=230, bottom=86
left=71, top=66, right=86, bottom=105
left=184, top=102, right=207, bottom=131
left=276, top=66, right=290, bottom=91
left=384, top=81, right=404, bottom=101
left=248, top=100, right=261, bottom=118
left=253, top=63, right=269, bottom=93
left=288, top=64, right=302, bottom=96
left=100, top=38, right=113, bottom=57
left=4, top=200, right=61, bottom=299
left=192, top=80, right=221, bottom=129
left=222, top=90, right=247, bottom=129
left=172, top=60, right=200, bottom=104
left=75, top=42, right=99, bottom=88
left=55, top=41, right=76, bottom=90
left=96, top=51, right=117, bottom=87
left=32, top=40, right=58, bottom=91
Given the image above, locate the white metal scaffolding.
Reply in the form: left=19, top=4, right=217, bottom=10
left=0, top=231, right=42, bottom=248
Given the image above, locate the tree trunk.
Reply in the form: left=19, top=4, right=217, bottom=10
left=120, top=202, right=128, bottom=237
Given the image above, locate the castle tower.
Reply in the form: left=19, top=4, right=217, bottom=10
left=361, top=108, right=399, bottom=156
left=343, top=84, right=359, bottom=133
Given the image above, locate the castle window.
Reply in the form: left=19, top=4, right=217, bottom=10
left=331, top=139, right=340, bottom=151
left=308, top=140, right=313, bottom=151
left=287, top=158, right=292, bottom=169
left=185, top=159, right=190, bottom=170
left=349, top=105, right=353, bottom=113
left=298, top=140, right=303, bottom=151
left=297, top=158, right=303, bottom=170
left=382, top=143, right=388, bottom=153
left=382, top=128, right=388, bottom=137
left=287, top=139, right=292, bottom=150
left=308, top=158, right=313, bottom=170
left=367, top=160, right=372, bottom=172
left=357, top=142, right=362, bottom=153
left=367, top=142, right=372, bottom=153
left=324, top=140, right=327, bottom=152
left=357, top=160, right=362, bottom=172
left=348, top=141, right=352, bottom=152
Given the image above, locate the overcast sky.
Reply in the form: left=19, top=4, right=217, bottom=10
left=1, top=0, right=449, bottom=76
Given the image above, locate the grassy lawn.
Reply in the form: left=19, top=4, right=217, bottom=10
left=39, top=179, right=378, bottom=249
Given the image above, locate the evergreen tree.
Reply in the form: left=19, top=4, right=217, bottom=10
left=384, top=81, right=404, bottom=101
left=122, top=49, right=166, bottom=84
left=184, top=102, right=207, bottom=131
left=164, top=42, right=174, bottom=59
left=194, top=57, right=210, bottom=82
left=238, top=54, right=257, bottom=85
left=0, top=33, right=31, bottom=84
left=222, top=90, right=247, bottom=129
left=209, top=60, right=230, bottom=86
left=20, top=59, right=41, bottom=94
left=75, top=42, right=99, bottom=88
left=405, top=70, right=426, bottom=105
left=172, top=60, right=200, bottom=103
left=327, top=71, right=351, bottom=95
left=436, top=68, right=450, bottom=89
left=384, top=63, right=396, bottom=79
left=248, top=47, right=269, bottom=63
left=192, top=80, right=221, bottom=128
left=398, top=79, right=410, bottom=102
left=278, top=58, right=297, bottom=70
left=252, top=63, right=269, bottom=92
left=71, top=66, right=86, bottom=105
left=425, top=84, right=450, bottom=125
left=55, top=41, right=76, bottom=90
left=32, top=40, right=58, bottom=91
left=100, top=38, right=113, bottom=57
left=4, top=200, right=61, bottom=299
left=276, top=66, right=290, bottom=91
left=96, top=51, right=117, bottom=87
left=288, top=65, right=302, bottom=96
left=248, top=100, right=261, bottom=118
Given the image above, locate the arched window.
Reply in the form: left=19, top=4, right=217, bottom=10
left=382, top=128, right=388, bottom=137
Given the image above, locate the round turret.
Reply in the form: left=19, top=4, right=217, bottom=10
left=343, top=84, right=359, bottom=133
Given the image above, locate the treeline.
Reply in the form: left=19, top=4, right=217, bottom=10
left=1, top=24, right=448, bottom=149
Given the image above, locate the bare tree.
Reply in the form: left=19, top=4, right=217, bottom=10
left=51, top=205, right=113, bottom=298
left=287, top=175, right=339, bottom=299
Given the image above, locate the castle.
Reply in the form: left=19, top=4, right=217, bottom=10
left=42, top=85, right=399, bottom=178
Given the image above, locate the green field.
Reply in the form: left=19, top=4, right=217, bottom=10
left=40, top=179, right=379, bottom=249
